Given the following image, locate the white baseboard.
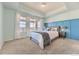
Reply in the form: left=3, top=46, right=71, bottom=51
left=4, top=37, right=28, bottom=42
left=15, top=37, right=28, bottom=40
left=4, top=38, right=14, bottom=42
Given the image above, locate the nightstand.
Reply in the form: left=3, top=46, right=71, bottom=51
left=59, top=31, right=66, bottom=38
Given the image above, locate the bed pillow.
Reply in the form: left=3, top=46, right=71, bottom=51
left=50, top=27, right=58, bottom=31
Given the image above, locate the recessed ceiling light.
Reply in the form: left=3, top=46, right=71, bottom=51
left=41, top=3, right=47, bottom=7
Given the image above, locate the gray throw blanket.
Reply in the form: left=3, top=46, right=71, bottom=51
left=36, top=32, right=50, bottom=48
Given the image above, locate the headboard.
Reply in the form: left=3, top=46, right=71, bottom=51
left=48, top=26, right=60, bottom=31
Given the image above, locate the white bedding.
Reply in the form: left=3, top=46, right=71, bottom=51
left=46, top=31, right=58, bottom=41
left=30, top=31, right=58, bottom=49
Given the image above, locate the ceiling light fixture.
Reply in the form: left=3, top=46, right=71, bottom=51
left=41, top=3, right=47, bottom=7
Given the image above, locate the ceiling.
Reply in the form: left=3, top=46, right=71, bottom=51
left=3, top=2, right=79, bottom=17
left=23, top=2, right=66, bottom=14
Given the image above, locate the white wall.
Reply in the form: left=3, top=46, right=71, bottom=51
left=45, top=9, right=79, bottom=23
left=3, top=7, right=16, bottom=41
left=0, top=3, right=4, bottom=49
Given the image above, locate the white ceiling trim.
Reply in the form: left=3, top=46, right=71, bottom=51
left=19, top=3, right=45, bottom=18
left=23, top=2, right=65, bottom=14
left=45, top=5, right=67, bottom=17
left=3, top=2, right=45, bottom=18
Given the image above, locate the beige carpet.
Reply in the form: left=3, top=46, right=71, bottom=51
left=0, top=38, right=79, bottom=54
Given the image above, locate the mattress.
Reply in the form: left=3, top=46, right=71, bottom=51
left=30, top=31, right=59, bottom=49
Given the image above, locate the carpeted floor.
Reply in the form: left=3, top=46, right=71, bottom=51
left=0, top=38, right=79, bottom=54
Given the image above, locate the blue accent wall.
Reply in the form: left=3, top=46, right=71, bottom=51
left=63, top=20, right=71, bottom=38
left=70, top=19, right=79, bottom=40
left=44, top=19, right=79, bottom=40
left=47, top=21, right=64, bottom=27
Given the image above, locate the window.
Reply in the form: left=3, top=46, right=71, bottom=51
left=30, top=19, right=37, bottom=31
left=30, top=21, right=36, bottom=31
left=19, top=16, right=26, bottom=32
left=30, top=21, right=36, bottom=28
left=30, top=18, right=42, bottom=31
left=19, top=20, right=26, bottom=28
left=37, top=21, right=41, bottom=28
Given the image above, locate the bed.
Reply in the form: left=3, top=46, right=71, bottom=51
left=30, top=27, right=59, bottom=49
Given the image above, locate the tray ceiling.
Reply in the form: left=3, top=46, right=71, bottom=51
left=23, top=2, right=66, bottom=14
